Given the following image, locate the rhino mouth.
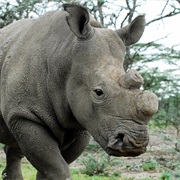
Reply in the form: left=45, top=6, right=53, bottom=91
left=106, top=146, right=146, bottom=157
left=105, top=132, right=148, bottom=157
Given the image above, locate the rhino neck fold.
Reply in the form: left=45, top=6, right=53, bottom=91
left=45, top=50, right=85, bottom=130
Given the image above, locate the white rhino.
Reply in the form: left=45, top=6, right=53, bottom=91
left=0, top=4, right=158, bottom=180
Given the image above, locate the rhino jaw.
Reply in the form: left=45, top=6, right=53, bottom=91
left=106, top=146, right=146, bottom=157
left=106, top=132, right=148, bottom=157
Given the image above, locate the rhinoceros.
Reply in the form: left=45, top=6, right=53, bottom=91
left=0, top=4, right=158, bottom=180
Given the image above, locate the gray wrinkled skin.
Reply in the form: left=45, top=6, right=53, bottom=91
left=0, top=4, right=158, bottom=180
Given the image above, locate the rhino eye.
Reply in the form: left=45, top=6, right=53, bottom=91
left=94, top=89, right=104, bottom=97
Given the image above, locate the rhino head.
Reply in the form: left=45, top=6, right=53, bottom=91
left=64, top=4, right=158, bottom=157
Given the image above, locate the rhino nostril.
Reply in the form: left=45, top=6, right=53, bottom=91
left=107, top=133, right=125, bottom=149
left=116, top=133, right=124, bottom=144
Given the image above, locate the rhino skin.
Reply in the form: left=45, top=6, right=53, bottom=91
left=0, top=4, right=158, bottom=180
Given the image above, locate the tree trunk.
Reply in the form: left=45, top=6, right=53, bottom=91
left=97, top=0, right=105, bottom=26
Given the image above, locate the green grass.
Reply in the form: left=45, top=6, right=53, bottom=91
left=1, top=160, right=180, bottom=180
left=21, top=163, right=37, bottom=180
left=141, top=162, right=157, bottom=171
left=160, top=170, right=174, bottom=180
left=0, top=144, right=4, bottom=148
left=0, top=161, right=36, bottom=180
left=0, top=161, right=121, bottom=180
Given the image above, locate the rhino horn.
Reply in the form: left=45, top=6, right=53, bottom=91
left=137, top=91, right=159, bottom=117
left=63, top=4, right=94, bottom=40
left=119, top=69, right=144, bottom=89
left=116, top=15, right=146, bottom=46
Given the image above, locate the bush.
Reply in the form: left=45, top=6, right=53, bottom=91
left=112, top=171, right=121, bottom=177
left=141, top=158, right=157, bottom=171
left=160, top=170, right=173, bottom=180
left=174, top=171, right=180, bottom=179
left=82, top=152, right=110, bottom=176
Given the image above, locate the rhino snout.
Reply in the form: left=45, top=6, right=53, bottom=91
left=136, top=91, right=158, bottom=117
left=106, top=132, right=147, bottom=157
left=119, top=69, right=144, bottom=89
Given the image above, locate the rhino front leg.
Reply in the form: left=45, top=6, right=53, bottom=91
left=10, top=119, right=71, bottom=180
left=2, top=146, right=24, bottom=180
left=62, top=130, right=91, bottom=164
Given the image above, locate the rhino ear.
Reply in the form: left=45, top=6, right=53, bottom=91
left=63, top=4, right=94, bottom=39
left=116, top=15, right=146, bottom=46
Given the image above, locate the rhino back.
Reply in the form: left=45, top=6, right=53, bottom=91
left=0, top=10, right=74, bottom=128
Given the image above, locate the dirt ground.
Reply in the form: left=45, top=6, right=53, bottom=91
left=0, top=127, right=179, bottom=179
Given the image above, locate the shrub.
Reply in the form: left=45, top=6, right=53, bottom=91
left=174, top=171, right=180, bottom=179
left=141, top=158, right=157, bottom=171
left=112, top=171, right=121, bottom=177
left=82, top=152, right=110, bottom=176
left=160, top=170, right=173, bottom=180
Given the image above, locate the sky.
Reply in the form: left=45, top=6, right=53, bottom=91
left=137, top=1, right=180, bottom=48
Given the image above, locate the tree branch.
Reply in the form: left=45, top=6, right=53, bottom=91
left=121, top=13, right=129, bottom=28
left=147, top=9, right=180, bottom=26
left=161, top=0, right=170, bottom=15
left=97, top=0, right=105, bottom=26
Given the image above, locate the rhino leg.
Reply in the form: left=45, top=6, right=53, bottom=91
left=62, top=130, right=91, bottom=164
left=2, top=146, right=24, bottom=180
left=10, top=120, right=71, bottom=180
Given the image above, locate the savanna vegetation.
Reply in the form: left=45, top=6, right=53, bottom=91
left=0, top=0, right=179, bottom=179
left=0, top=127, right=180, bottom=180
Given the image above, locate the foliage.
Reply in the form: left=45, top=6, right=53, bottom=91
left=0, top=160, right=122, bottom=180
left=160, top=170, right=173, bottom=180
left=81, top=152, right=110, bottom=176
left=81, top=149, right=122, bottom=177
left=141, top=158, right=157, bottom=171
left=0, top=161, right=120, bottom=180
left=0, top=0, right=42, bottom=28
left=84, top=142, right=102, bottom=153
left=71, top=168, right=119, bottom=180
left=131, top=42, right=180, bottom=132
left=0, top=161, right=36, bottom=180
left=0, top=143, right=4, bottom=148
